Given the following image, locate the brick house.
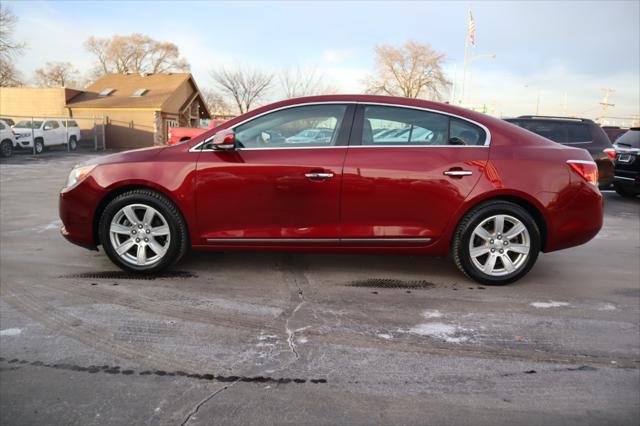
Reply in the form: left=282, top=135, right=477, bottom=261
left=66, top=73, right=210, bottom=148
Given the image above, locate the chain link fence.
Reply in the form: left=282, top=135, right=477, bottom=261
left=1, top=115, right=106, bottom=156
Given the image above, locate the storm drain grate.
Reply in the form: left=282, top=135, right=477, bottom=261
left=346, top=278, right=435, bottom=290
left=61, top=271, right=196, bottom=280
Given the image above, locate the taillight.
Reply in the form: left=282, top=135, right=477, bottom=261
left=603, top=148, right=616, bottom=160
left=567, top=160, right=598, bottom=186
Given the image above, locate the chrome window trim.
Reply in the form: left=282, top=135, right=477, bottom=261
left=205, top=237, right=432, bottom=244
left=190, top=101, right=492, bottom=152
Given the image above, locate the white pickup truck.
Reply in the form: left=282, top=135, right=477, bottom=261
left=13, top=119, right=81, bottom=154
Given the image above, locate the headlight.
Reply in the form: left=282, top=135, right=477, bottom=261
left=65, top=164, right=96, bottom=189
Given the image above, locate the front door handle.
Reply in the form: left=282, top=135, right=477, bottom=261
left=443, top=170, right=473, bottom=177
left=305, top=172, right=334, bottom=180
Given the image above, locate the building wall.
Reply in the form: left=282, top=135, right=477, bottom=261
left=0, top=87, right=81, bottom=120
left=69, top=109, right=156, bottom=149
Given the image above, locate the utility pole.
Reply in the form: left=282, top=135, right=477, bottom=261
left=460, top=2, right=473, bottom=105
left=598, top=88, right=615, bottom=124
left=449, top=63, right=458, bottom=104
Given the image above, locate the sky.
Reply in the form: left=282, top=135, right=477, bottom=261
left=6, top=0, right=640, bottom=124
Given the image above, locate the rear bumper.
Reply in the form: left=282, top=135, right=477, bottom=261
left=544, top=182, right=604, bottom=252
left=613, top=174, right=640, bottom=192
left=595, top=156, right=614, bottom=188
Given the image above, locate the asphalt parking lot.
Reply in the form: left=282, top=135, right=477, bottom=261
left=1, top=151, right=639, bottom=426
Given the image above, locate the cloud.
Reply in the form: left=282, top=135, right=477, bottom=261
left=322, top=49, right=351, bottom=64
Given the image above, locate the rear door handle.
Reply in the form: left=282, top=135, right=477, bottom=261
left=305, top=172, right=334, bottom=180
left=443, top=170, right=473, bottom=177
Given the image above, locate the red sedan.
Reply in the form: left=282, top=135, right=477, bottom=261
left=59, top=95, right=603, bottom=284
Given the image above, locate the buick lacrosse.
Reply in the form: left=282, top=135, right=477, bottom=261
left=59, top=95, right=603, bottom=284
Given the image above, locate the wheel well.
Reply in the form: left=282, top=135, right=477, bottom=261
left=92, top=185, right=189, bottom=247
left=459, top=195, right=548, bottom=251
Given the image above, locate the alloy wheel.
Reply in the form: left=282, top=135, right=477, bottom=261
left=109, top=203, right=171, bottom=266
left=468, top=214, right=530, bottom=277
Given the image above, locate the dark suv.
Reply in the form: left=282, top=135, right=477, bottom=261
left=612, top=127, right=640, bottom=197
left=504, top=116, right=614, bottom=188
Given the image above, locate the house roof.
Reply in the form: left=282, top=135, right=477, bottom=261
left=66, top=73, right=210, bottom=117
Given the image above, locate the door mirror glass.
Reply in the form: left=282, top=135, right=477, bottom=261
left=210, top=129, right=236, bottom=150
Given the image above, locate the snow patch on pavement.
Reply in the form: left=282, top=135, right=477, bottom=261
left=408, top=322, right=472, bottom=343
left=421, top=309, right=443, bottom=319
left=530, top=301, right=571, bottom=309
left=597, top=303, right=617, bottom=311
left=0, top=328, right=22, bottom=336
left=377, top=333, right=392, bottom=340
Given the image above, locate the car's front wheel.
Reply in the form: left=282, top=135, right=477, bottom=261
left=99, top=190, right=188, bottom=273
left=452, top=201, right=540, bottom=285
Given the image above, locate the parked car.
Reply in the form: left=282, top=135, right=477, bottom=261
left=504, top=116, right=614, bottom=188
left=612, top=127, right=640, bottom=197
left=602, top=126, right=628, bottom=143
left=285, top=128, right=334, bottom=144
left=12, top=119, right=81, bottom=154
left=168, top=118, right=228, bottom=145
left=0, top=119, right=17, bottom=158
left=59, top=95, right=603, bottom=285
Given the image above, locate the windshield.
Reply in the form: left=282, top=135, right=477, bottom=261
left=614, top=129, right=640, bottom=149
left=14, top=120, right=43, bottom=129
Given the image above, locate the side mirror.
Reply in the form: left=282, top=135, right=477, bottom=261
left=210, top=129, right=235, bottom=150
left=44, top=125, right=52, bottom=131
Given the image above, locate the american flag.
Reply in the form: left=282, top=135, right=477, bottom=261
left=468, top=9, right=476, bottom=46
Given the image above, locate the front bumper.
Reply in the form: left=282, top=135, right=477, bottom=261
left=59, top=178, right=102, bottom=250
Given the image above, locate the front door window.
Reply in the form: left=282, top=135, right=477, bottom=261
left=234, top=104, right=347, bottom=149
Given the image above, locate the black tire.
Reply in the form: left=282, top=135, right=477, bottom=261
left=34, top=138, right=44, bottom=154
left=98, top=189, right=189, bottom=273
left=613, top=183, right=638, bottom=198
left=451, top=201, right=541, bottom=285
left=0, top=139, right=12, bottom=157
left=68, top=136, right=78, bottom=151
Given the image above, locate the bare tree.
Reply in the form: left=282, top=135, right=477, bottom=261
left=366, top=40, right=449, bottom=100
left=33, top=62, right=80, bottom=88
left=211, top=67, right=274, bottom=114
left=279, top=67, right=337, bottom=98
left=84, top=33, right=190, bottom=77
left=200, top=87, right=233, bottom=116
left=0, top=5, right=25, bottom=86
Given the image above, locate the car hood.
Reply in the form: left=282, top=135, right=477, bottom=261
left=13, top=128, right=37, bottom=135
left=84, top=146, right=166, bottom=166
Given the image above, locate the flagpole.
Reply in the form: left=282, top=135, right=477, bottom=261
left=460, top=2, right=471, bottom=105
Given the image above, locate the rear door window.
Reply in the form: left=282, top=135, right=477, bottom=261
left=360, top=105, right=486, bottom=146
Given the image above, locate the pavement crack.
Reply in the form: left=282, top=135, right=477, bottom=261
left=180, top=380, right=240, bottom=426
left=285, top=290, right=305, bottom=359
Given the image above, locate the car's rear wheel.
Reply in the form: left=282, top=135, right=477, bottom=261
left=0, top=139, right=12, bottom=157
left=68, top=136, right=77, bottom=151
left=99, top=190, right=188, bottom=273
left=34, top=138, right=44, bottom=154
left=452, top=201, right=540, bottom=285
